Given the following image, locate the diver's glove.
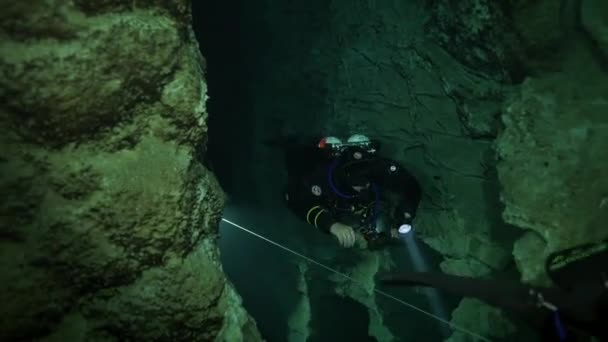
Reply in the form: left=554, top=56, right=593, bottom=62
left=329, top=222, right=357, bottom=248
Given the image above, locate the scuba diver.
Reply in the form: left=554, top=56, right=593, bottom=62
left=381, top=238, right=608, bottom=341
left=277, top=134, right=422, bottom=249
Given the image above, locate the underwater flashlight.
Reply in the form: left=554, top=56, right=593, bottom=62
left=398, top=224, right=412, bottom=234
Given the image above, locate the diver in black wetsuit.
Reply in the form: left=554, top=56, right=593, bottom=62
left=381, top=239, right=608, bottom=341
left=279, top=134, right=422, bottom=249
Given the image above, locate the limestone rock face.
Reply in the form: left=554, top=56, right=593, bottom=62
left=0, top=1, right=261, bottom=341
left=497, top=69, right=608, bottom=284
left=426, top=0, right=513, bottom=78
left=445, top=298, right=516, bottom=342
left=512, top=231, right=550, bottom=285
left=426, top=0, right=569, bottom=77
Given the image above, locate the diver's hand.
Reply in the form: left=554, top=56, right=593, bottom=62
left=329, top=222, right=356, bottom=248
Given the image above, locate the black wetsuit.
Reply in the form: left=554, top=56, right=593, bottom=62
left=283, top=144, right=422, bottom=236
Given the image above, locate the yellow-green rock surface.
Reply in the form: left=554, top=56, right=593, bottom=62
left=0, top=1, right=261, bottom=341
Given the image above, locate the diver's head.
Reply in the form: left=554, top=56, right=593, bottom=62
left=321, top=134, right=379, bottom=195
left=340, top=160, right=373, bottom=190
left=335, top=154, right=377, bottom=195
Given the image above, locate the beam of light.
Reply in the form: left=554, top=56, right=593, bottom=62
left=401, top=232, right=452, bottom=338
left=220, top=217, right=492, bottom=342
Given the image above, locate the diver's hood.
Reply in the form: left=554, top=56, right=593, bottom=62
left=332, top=156, right=377, bottom=198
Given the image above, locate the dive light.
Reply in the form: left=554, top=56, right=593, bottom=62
left=398, top=223, right=412, bottom=234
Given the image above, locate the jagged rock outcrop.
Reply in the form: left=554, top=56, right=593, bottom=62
left=0, top=1, right=261, bottom=341
left=426, top=0, right=571, bottom=77
left=287, top=262, right=311, bottom=342
left=427, top=0, right=608, bottom=336
left=426, top=0, right=515, bottom=78
left=445, top=298, right=516, bottom=342
left=330, top=249, right=396, bottom=341
left=497, top=63, right=608, bottom=285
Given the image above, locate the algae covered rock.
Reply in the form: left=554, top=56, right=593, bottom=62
left=330, top=250, right=396, bottom=342
left=512, top=230, right=551, bottom=286
left=445, top=298, right=516, bottom=342
left=426, top=0, right=572, bottom=78
left=426, top=0, right=513, bottom=77
left=497, top=73, right=608, bottom=283
left=0, top=1, right=260, bottom=341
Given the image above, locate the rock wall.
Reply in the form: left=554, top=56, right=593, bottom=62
left=315, top=0, right=514, bottom=280
left=497, top=18, right=608, bottom=285
left=426, top=0, right=565, bottom=77
left=0, top=1, right=260, bottom=341
left=432, top=0, right=608, bottom=286
left=445, top=298, right=516, bottom=342
left=429, top=0, right=608, bottom=338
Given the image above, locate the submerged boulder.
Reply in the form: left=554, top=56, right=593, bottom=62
left=0, top=1, right=261, bottom=341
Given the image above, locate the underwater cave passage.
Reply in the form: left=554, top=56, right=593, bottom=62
left=190, top=0, right=523, bottom=341
left=192, top=1, right=461, bottom=341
